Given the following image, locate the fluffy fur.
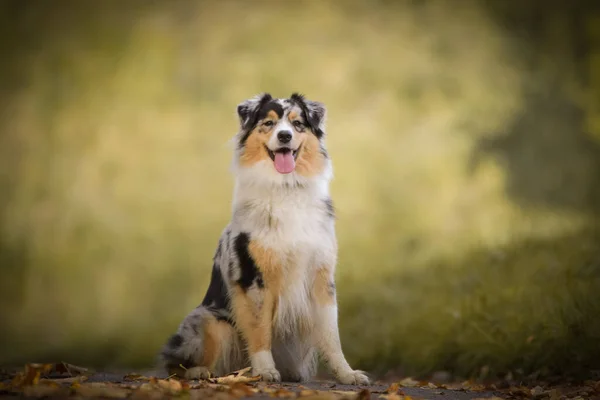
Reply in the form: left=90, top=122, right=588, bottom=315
left=159, top=93, right=369, bottom=385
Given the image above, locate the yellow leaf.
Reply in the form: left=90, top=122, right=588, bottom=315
left=398, top=377, right=419, bottom=387
left=385, top=383, right=400, bottom=393
left=378, top=393, right=404, bottom=400
left=213, top=369, right=261, bottom=384
left=23, top=384, right=65, bottom=399
left=299, top=389, right=320, bottom=397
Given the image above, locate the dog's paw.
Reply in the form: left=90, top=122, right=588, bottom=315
left=336, top=370, right=370, bottom=385
left=184, top=366, right=212, bottom=380
left=253, top=367, right=281, bottom=382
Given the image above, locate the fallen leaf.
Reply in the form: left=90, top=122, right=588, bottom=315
left=156, top=378, right=183, bottom=394
left=23, top=383, right=67, bottom=398
left=297, top=392, right=339, bottom=400
left=270, top=388, right=297, bottom=398
left=330, top=389, right=369, bottom=399
left=124, top=373, right=153, bottom=381
left=41, top=375, right=88, bottom=384
left=385, top=383, right=400, bottom=393
left=228, top=382, right=257, bottom=397
left=357, top=389, right=371, bottom=400
left=473, top=398, right=504, bottom=400
left=398, top=377, right=420, bottom=387
left=212, top=367, right=262, bottom=384
left=508, top=386, right=532, bottom=397
left=300, top=389, right=320, bottom=397
left=17, top=363, right=54, bottom=387
left=378, top=394, right=404, bottom=400
left=55, top=362, right=89, bottom=376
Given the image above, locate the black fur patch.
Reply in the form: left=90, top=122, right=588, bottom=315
left=324, top=198, right=335, bottom=218
left=163, top=354, right=195, bottom=370
left=258, top=101, right=284, bottom=120
left=238, top=93, right=275, bottom=147
left=167, top=333, right=183, bottom=349
left=290, top=92, right=325, bottom=138
left=234, top=232, right=264, bottom=290
left=201, top=262, right=232, bottom=323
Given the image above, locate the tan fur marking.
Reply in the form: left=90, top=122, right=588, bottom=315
left=249, top=241, right=284, bottom=295
left=314, top=267, right=336, bottom=305
left=240, top=128, right=270, bottom=167
left=201, top=319, right=229, bottom=368
left=288, top=111, right=299, bottom=121
left=231, top=286, right=275, bottom=354
left=266, top=110, right=279, bottom=121
left=230, top=241, right=286, bottom=355
left=295, top=133, right=326, bottom=177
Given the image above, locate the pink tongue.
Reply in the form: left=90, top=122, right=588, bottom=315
left=274, top=151, right=295, bottom=174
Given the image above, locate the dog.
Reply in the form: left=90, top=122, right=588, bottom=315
left=159, top=93, right=369, bottom=385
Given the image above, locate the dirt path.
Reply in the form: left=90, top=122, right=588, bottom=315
left=85, top=371, right=503, bottom=399
left=1, top=365, right=504, bottom=399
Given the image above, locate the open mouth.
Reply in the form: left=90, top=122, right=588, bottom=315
left=265, top=146, right=300, bottom=162
left=265, top=145, right=301, bottom=174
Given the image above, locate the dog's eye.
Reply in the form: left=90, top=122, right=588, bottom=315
left=292, top=120, right=304, bottom=129
left=263, top=120, right=274, bottom=127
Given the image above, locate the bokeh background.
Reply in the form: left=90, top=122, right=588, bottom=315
left=1, top=0, right=600, bottom=380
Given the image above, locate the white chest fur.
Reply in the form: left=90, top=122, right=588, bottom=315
left=231, top=178, right=337, bottom=338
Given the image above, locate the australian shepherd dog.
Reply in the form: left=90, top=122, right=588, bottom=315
left=159, top=93, right=369, bottom=385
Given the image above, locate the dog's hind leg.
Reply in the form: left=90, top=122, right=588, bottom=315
left=159, top=307, right=240, bottom=379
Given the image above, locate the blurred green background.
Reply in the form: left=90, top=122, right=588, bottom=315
left=1, top=0, right=600, bottom=380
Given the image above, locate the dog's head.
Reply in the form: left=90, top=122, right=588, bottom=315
left=232, top=93, right=331, bottom=186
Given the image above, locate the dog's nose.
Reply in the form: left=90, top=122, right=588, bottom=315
left=277, top=131, right=292, bottom=144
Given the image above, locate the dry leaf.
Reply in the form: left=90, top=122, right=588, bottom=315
left=378, top=394, right=404, bottom=400
left=228, top=382, right=257, bottom=397
left=213, top=367, right=261, bottom=384
left=270, top=388, right=297, bottom=398
left=23, top=383, right=67, bottom=398
left=300, top=389, right=320, bottom=396
left=398, top=377, right=419, bottom=387
left=156, top=378, right=183, bottom=394
left=473, top=398, right=504, bottom=400
left=385, top=383, right=400, bottom=393
left=508, top=385, right=532, bottom=396
left=55, top=362, right=89, bottom=376
left=331, top=389, right=366, bottom=399
left=297, top=392, right=339, bottom=400
left=17, top=363, right=54, bottom=387
left=124, top=373, right=153, bottom=381
left=41, top=375, right=88, bottom=384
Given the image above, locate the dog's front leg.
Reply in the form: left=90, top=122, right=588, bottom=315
left=313, top=267, right=370, bottom=385
left=230, top=285, right=280, bottom=382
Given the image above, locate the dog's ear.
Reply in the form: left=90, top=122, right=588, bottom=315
left=290, top=93, right=327, bottom=138
left=305, top=99, right=327, bottom=134
left=237, top=93, right=272, bottom=131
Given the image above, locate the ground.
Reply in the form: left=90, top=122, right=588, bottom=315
left=2, top=363, right=599, bottom=400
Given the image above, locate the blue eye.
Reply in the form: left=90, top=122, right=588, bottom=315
left=293, top=120, right=303, bottom=128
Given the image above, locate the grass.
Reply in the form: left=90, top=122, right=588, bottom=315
left=0, top=0, right=599, bottom=379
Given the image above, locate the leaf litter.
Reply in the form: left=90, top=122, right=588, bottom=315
left=2, top=363, right=600, bottom=400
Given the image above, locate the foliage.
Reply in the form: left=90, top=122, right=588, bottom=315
left=0, top=0, right=599, bottom=378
